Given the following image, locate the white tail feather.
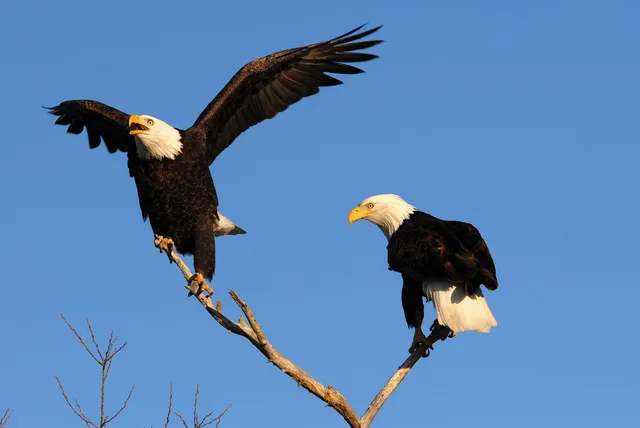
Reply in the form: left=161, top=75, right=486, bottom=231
left=423, top=279, right=497, bottom=333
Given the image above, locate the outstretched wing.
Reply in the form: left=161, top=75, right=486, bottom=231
left=444, top=220, right=498, bottom=290
left=46, top=100, right=134, bottom=154
left=190, top=24, right=383, bottom=164
left=387, top=213, right=490, bottom=295
left=46, top=100, right=139, bottom=176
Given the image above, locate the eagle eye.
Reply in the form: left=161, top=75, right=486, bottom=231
left=366, top=202, right=374, bottom=209
left=147, top=119, right=154, bottom=126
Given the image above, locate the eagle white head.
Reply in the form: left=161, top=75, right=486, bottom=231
left=348, top=193, right=417, bottom=239
left=129, top=114, right=183, bottom=160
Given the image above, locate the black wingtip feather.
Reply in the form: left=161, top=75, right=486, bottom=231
left=192, top=23, right=383, bottom=159
left=331, top=23, right=369, bottom=42
left=330, top=53, right=379, bottom=63
left=336, top=40, right=384, bottom=52
left=333, top=24, right=383, bottom=46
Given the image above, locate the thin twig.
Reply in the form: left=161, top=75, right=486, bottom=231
left=165, top=383, right=174, bottom=428
left=205, top=404, right=231, bottom=428
left=103, top=385, right=135, bottom=425
left=55, top=376, right=97, bottom=428
left=173, top=411, right=190, bottom=428
left=0, top=409, right=15, bottom=428
left=193, top=385, right=199, bottom=428
left=56, top=316, right=135, bottom=427
left=86, top=317, right=104, bottom=361
left=158, top=242, right=452, bottom=428
left=59, top=314, right=101, bottom=365
left=74, top=399, right=93, bottom=428
left=172, top=385, right=230, bottom=428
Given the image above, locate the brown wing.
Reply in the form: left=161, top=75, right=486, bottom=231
left=387, top=212, right=492, bottom=295
left=46, top=100, right=133, bottom=153
left=46, top=100, right=139, bottom=176
left=189, top=24, right=383, bottom=164
left=444, top=220, right=498, bottom=290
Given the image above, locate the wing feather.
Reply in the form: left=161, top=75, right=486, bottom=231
left=46, top=100, right=138, bottom=173
left=388, top=213, right=498, bottom=295
left=190, top=24, right=383, bottom=164
left=46, top=100, right=133, bottom=154
left=444, top=220, right=498, bottom=290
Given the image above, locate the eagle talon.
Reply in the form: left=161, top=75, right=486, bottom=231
left=409, top=328, right=433, bottom=358
left=187, top=273, right=214, bottom=298
left=154, top=235, right=175, bottom=264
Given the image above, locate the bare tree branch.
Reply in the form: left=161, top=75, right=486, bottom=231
left=156, top=238, right=452, bottom=428
left=165, top=383, right=174, bottom=428
left=171, top=385, right=229, bottom=428
left=173, top=411, right=190, bottom=428
left=193, top=385, right=199, bottom=428
left=86, top=318, right=104, bottom=361
left=56, top=316, right=135, bottom=427
left=206, top=404, right=230, bottom=428
left=0, top=409, right=15, bottom=428
left=59, top=314, right=101, bottom=365
left=55, top=376, right=97, bottom=428
left=103, top=385, right=135, bottom=425
left=360, top=325, right=451, bottom=426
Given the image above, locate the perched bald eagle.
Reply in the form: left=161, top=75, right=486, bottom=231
left=348, top=194, right=498, bottom=354
left=47, top=24, right=382, bottom=295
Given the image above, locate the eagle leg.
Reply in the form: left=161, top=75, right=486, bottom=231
left=409, top=328, right=433, bottom=358
left=187, top=272, right=214, bottom=298
left=154, top=235, right=175, bottom=264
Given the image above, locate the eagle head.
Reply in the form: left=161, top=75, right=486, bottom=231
left=348, top=194, right=416, bottom=238
left=128, top=114, right=183, bottom=160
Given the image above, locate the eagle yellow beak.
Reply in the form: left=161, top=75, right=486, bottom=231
left=128, top=114, right=148, bottom=135
left=348, top=206, right=370, bottom=225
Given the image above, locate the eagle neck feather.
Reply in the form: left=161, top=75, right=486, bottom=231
left=378, top=207, right=416, bottom=240
left=134, top=127, right=183, bottom=160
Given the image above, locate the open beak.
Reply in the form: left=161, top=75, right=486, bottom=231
left=129, top=114, right=149, bottom=135
left=348, top=207, right=370, bottom=225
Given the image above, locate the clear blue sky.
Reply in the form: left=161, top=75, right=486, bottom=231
left=1, top=1, right=639, bottom=427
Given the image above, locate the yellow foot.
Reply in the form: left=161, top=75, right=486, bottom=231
left=154, top=235, right=175, bottom=264
left=409, top=328, right=433, bottom=358
left=187, top=273, right=214, bottom=298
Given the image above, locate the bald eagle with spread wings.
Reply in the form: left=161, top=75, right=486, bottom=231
left=47, top=24, right=382, bottom=295
left=348, top=194, right=498, bottom=354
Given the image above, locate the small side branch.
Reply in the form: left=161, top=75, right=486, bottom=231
left=360, top=326, right=451, bottom=427
left=165, top=384, right=174, bottom=428
left=158, top=240, right=451, bottom=428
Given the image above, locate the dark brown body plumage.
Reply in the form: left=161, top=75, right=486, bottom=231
left=387, top=211, right=498, bottom=330
left=133, top=132, right=218, bottom=279
left=47, top=24, right=383, bottom=281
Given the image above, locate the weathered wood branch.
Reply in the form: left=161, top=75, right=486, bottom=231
left=156, top=238, right=451, bottom=428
